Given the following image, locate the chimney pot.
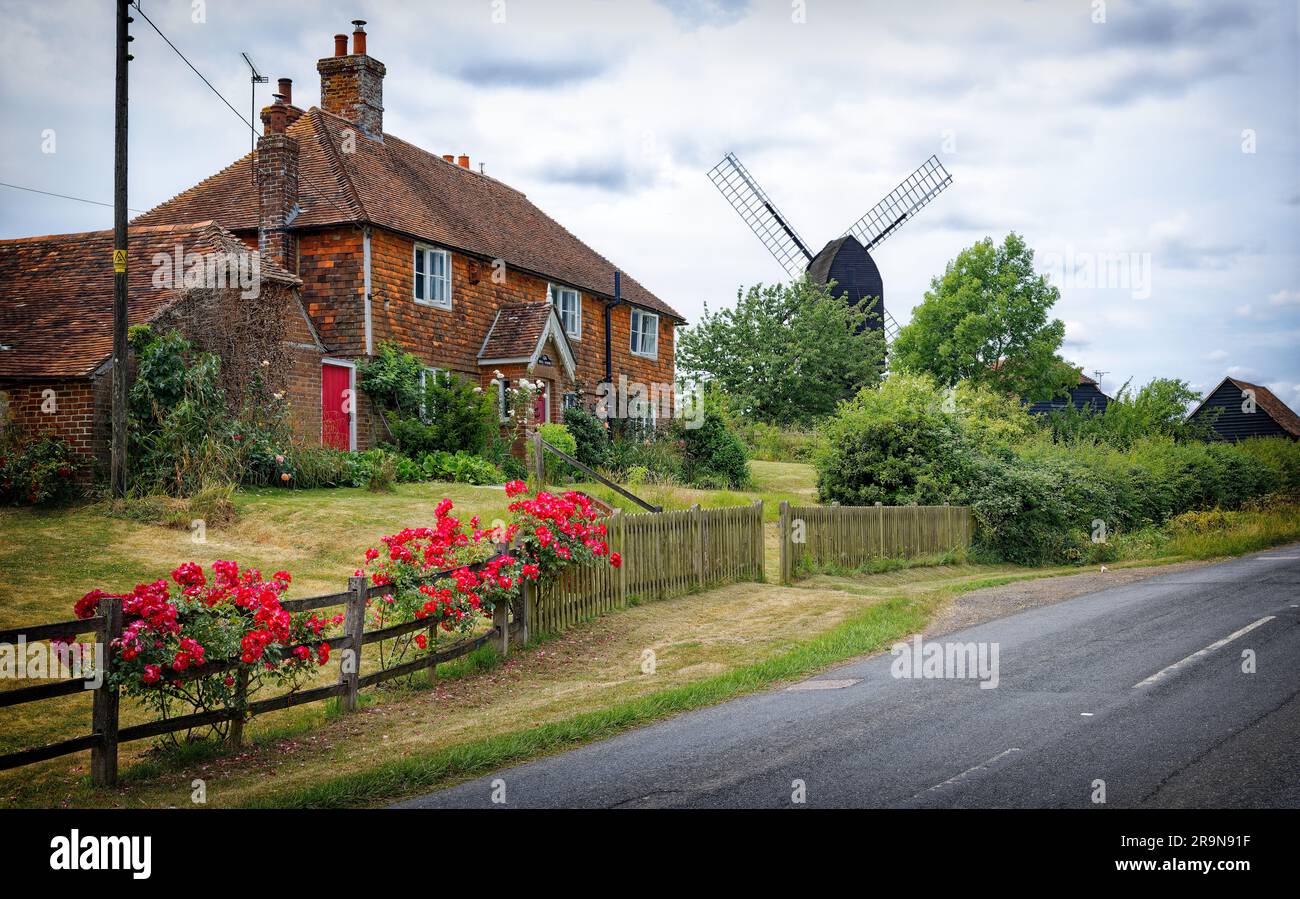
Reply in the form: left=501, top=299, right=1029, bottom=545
left=457, top=154, right=470, bottom=169
left=442, top=154, right=454, bottom=162
left=277, top=78, right=293, bottom=105
left=352, top=20, right=367, bottom=56
left=333, top=34, right=348, bottom=56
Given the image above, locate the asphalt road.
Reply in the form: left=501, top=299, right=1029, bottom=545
left=397, top=546, right=1300, bottom=809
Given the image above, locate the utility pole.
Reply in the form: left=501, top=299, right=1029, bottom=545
left=111, top=0, right=132, bottom=497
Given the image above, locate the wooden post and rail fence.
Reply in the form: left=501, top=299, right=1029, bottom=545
left=0, top=549, right=530, bottom=788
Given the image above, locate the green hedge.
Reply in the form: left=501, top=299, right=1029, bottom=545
left=815, top=373, right=1296, bottom=565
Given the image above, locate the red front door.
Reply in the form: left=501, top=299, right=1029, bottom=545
left=533, top=381, right=549, bottom=424
left=321, top=362, right=352, bottom=450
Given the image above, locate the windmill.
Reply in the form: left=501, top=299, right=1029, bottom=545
left=707, top=152, right=952, bottom=342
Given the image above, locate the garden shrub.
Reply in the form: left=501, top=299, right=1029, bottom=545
left=415, top=450, right=504, bottom=486
left=0, top=433, right=86, bottom=506
left=676, top=411, right=751, bottom=489
left=735, top=421, right=819, bottom=463
left=563, top=406, right=610, bottom=470
left=357, top=342, right=425, bottom=417
left=73, top=562, right=340, bottom=745
left=607, top=433, right=684, bottom=483
left=816, top=373, right=974, bottom=506
left=1234, top=437, right=1300, bottom=490
left=358, top=483, right=619, bottom=666
left=539, top=422, right=578, bottom=482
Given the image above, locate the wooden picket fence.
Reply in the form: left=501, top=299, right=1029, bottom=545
left=530, top=502, right=766, bottom=634
left=777, top=502, right=973, bottom=583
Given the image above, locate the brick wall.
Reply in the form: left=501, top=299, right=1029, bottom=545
left=349, top=225, right=676, bottom=408
left=0, top=378, right=100, bottom=468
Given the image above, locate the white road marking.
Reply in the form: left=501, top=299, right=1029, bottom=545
left=921, top=747, right=1022, bottom=794
left=1256, top=556, right=1299, bottom=560
left=1133, top=616, right=1276, bottom=689
left=787, top=678, right=860, bottom=691
left=1080, top=712, right=1094, bottom=717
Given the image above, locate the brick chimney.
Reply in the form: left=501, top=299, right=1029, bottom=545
left=257, top=94, right=299, bottom=269
left=317, top=19, right=385, bottom=137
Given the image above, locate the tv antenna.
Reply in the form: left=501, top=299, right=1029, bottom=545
left=241, top=52, right=269, bottom=155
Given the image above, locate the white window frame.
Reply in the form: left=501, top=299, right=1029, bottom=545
left=548, top=283, right=582, bottom=339
left=630, top=308, right=659, bottom=360
left=418, top=366, right=444, bottom=422
left=413, top=243, right=452, bottom=310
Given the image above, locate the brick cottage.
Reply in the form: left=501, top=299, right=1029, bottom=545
left=0, top=21, right=682, bottom=468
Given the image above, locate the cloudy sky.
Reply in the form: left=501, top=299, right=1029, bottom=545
left=2, top=0, right=1297, bottom=407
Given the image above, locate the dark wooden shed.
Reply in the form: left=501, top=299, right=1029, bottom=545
left=1188, top=376, right=1300, bottom=441
left=1026, top=373, right=1111, bottom=416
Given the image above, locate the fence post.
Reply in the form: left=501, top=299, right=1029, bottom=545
left=518, top=579, right=531, bottom=646
left=341, top=575, right=367, bottom=713
left=91, top=597, right=122, bottom=788
left=778, top=501, right=791, bottom=585
left=612, top=508, right=627, bottom=607
left=494, top=597, right=510, bottom=657
left=532, top=430, right=545, bottom=492
left=876, top=501, right=884, bottom=558
left=691, top=504, right=704, bottom=589
left=228, top=667, right=249, bottom=747
left=753, top=500, right=764, bottom=582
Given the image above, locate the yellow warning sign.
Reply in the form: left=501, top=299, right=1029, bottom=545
left=113, top=249, right=127, bottom=272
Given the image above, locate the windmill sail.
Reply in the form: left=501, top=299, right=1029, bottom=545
left=708, top=152, right=813, bottom=281
left=843, top=155, right=952, bottom=251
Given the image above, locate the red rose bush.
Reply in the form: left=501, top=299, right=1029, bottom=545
left=360, top=482, right=616, bottom=665
left=74, top=561, right=340, bottom=741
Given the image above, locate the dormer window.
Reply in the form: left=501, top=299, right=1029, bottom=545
left=548, top=283, right=582, bottom=339
left=414, top=244, right=452, bottom=309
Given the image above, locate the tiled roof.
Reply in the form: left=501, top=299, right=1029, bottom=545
left=479, top=302, right=557, bottom=360
left=0, top=222, right=298, bottom=379
left=135, top=108, right=682, bottom=321
left=1225, top=378, right=1300, bottom=438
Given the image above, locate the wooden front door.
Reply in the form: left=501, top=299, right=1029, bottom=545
left=321, top=362, right=353, bottom=450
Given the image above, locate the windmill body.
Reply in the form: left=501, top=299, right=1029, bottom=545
left=807, top=236, right=886, bottom=333
left=708, top=152, right=952, bottom=343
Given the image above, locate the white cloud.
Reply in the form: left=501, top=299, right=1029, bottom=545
left=1205, top=349, right=1229, bottom=362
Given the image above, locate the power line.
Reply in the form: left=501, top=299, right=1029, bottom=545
left=129, top=1, right=258, bottom=135
left=128, top=0, right=354, bottom=224
left=0, top=180, right=146, bottom=213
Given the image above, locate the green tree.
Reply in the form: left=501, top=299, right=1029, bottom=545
left=892, top=233, right=1075, bottom=401
left=676, top=278, right=885, bottom=426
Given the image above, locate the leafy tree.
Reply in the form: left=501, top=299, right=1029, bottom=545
left=676, top=278, right=885, bottom=427
left=892, top=233, right=1075, bottom=401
